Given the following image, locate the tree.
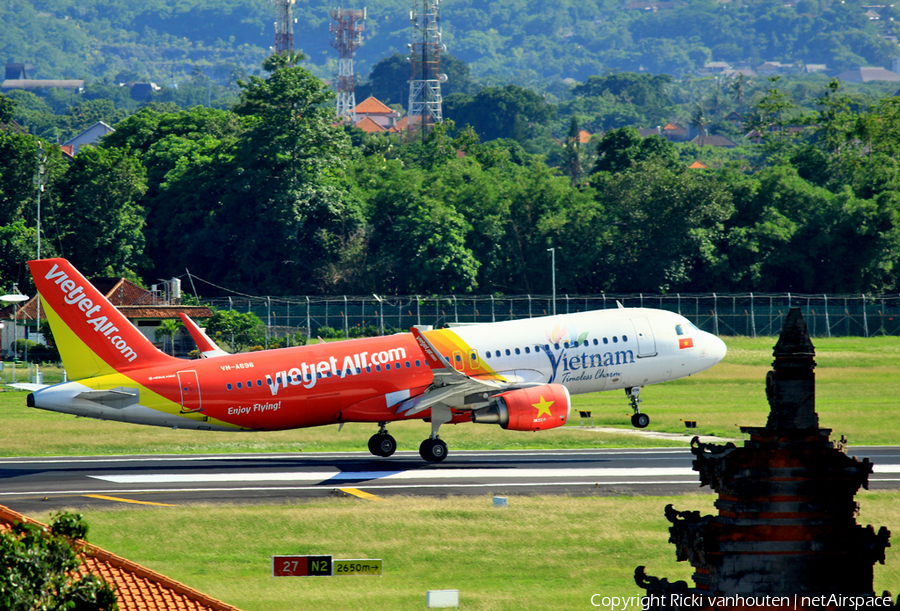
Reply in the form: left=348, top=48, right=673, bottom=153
left=155, top=319, right=182, bottom=355
left=444, top=85, right=554, bottom=143
left=55, top=146, right=148, bottom=277
left=560, top=116, right=587, bottom=186
left=205, top=310, right=265, bottom=352
left=0, top=511, right=118, bottom=611
left=591, top=126, right=678, bottom=175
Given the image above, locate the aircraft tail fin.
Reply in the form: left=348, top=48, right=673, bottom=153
left=28, top=258, right=177, bottom=380
left=179, top=313, right=230, bottom=358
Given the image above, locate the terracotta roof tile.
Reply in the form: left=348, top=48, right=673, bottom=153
left=0, top=504, right=242, bottom=611
left=353, top=116, right=386, bottom=133
left=354, top=96, right=396, bottom=115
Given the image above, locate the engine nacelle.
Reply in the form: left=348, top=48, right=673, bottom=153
left=472, top=384, right=571, bottom=431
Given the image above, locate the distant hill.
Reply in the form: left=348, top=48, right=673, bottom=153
left=4, top=0, right=899, bottom=87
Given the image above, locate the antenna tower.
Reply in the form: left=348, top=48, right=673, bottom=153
left=272, top=0, right=295, bottom=54
left=330, top=7, right=366, bottom=122
left=407, top=0, right=446, bottom=140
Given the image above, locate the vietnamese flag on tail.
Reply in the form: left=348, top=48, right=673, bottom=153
left=679, top=338, right=694, bottom=349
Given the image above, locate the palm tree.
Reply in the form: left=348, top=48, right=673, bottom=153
left=155, top=319, right=182, bottom=356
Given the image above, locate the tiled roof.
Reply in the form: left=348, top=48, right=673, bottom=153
left=354, top=96, right=397, bottom=115
left=353, top=116, right=386, bottom=133
left=1, top=277, right=209, bottom=322
left=577, top=129, right=592, bottom=144
left=0, top=504, right=242, bottom=611
left=688, top=160, right=709, bottom=169
left=118, top=306, right=214, bottom=319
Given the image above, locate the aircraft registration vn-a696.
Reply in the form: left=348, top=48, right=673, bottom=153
left=23, top=258, right=727, bottom=462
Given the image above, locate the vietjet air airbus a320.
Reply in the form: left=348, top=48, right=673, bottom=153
left=23, top=258, right=727, bottom=462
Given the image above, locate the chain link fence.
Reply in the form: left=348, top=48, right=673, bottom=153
left=204, top=293, right=900, bottom=342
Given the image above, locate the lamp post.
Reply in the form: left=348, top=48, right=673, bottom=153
left=1, top=292, right=30, bottom=383
left=547, top=247, right=557, bottom=316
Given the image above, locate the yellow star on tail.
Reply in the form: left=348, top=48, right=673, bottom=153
left=533, top=395, right=554, bottom=418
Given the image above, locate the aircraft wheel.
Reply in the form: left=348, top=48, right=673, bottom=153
left=631, top=413, right=650, bottom=428
left=419, top=438, right=448, bottom=463
left=368, top=433, right=397, bottom=457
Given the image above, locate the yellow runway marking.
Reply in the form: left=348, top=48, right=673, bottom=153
left=83, top=494, right=176, bottom=507
left=338, top=488, right=384, bottom=501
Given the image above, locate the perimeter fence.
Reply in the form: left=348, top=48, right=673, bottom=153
left=203, top=293, right=900, bottom=343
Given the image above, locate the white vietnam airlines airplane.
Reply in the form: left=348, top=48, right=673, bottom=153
left=23, top=258, right=727, bottom=462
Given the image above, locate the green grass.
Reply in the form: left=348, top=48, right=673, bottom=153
left=11, top=338, right=900, bottom=608
left=38, top=491, right=900, bottom=611
left=2, top=336, right=899, bottom=455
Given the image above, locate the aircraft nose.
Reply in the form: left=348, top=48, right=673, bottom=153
left=705, top=333, right=727, bottom=364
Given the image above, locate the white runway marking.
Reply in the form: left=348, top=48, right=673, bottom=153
left=90, top=467, right=695, bottom=485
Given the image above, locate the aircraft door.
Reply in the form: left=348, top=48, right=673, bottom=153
left=177, top=370, right=203, bottom=413
left=631, top=317, right=658, bottom=357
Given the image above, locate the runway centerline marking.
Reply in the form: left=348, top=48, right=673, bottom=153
left=88, top=467, right=695, bottom=485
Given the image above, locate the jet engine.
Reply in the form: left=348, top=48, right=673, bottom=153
left=472, top=384, right=571, bottom=431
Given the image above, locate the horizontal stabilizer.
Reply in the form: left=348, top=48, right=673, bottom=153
left=9, top=383, right=49, bottom=392
left=75, top=387, right=140, bottom=409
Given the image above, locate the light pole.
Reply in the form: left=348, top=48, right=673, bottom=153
left=1, top=291, right=30, bottom=383
left=547, top=247, right=557, bottom=316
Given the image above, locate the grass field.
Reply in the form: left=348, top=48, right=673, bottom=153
left=35, top=491, right=900, bottom=610
left=6, top=335, right=900, bottom=608
left=1, top=335, right=898, bottom=456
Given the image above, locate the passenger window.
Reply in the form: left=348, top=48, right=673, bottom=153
left=613, top=336, right=618, bottom=343
left=593, top=339, right=599, bottom=345
left=675, top=324, right=685, bottom=336
left=563, top=341, right=569, bottom=348
left=415, top=360, right=421, bottom=367
left=603, top=338, right=609, bottom=344
left=248, top=380, right=253, bottom=387
left=257, top=380, right=263, bottom=386
left=227, top=383, right=233, bottom=390
left=376, top=365, right=381, bottom=372
left=554, top=343, right=560, bottom=350
left=515, top=348, right=520, bottom=355
left=455, top=354, right=461, bottom=362
left=471, top=352, right=477, bottom=361
left=406, top=361, right=411, bottom=368
left=366, top=366, right=372, bottom=373
left=386, top=363, right=391, bottom=370
left=505, top=349, right=511, bottom=356
left=496, top=350, right=501, bottom=357
left=525, top=346, right=530, bottom=354
left=237, top=382, right=242, bottom=389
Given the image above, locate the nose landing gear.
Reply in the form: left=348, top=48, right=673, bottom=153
left=627, top=387, right=649, bottom=428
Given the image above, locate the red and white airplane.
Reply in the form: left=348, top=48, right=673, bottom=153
left=23, top=258, right=727, bottom=462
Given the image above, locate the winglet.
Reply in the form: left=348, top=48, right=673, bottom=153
left=411, top=327, right=452, bottom=372
left=28, top=258, right=176, bottom=380
left=179, top=313, right=230, bottom=358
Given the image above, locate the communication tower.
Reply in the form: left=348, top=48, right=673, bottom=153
left=407, top=0, right=446, bottom=140
left=272, top=0, right=296, bottom=54
left=330, top=7, right=366, bottom=122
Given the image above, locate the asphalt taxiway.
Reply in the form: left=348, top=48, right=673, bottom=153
left=2, top=446, right=900, bottom=513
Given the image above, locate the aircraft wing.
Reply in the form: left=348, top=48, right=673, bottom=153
left=398, top=327, right=508, bottom=417
left=179, top=314, right=230, bottom=358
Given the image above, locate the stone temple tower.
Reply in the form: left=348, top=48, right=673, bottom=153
left=636, top=308, right=892, bottom=604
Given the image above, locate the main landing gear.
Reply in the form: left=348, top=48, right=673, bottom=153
left=419, top=436, right=448, bottom=463
left=367, top=423, right=397, bottom=457
left=368, top=406, right=453, bottom=463
left=627, top=386, right=650, bottom=428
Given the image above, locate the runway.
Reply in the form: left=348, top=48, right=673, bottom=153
left=2, top=446, right=900, bottom=513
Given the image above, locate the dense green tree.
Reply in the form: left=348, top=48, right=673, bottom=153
left=592, top=160, right=734, bottom=292
left=591, top=126, right=678, bottom=175
left=204, top=309, right=265, bottom=352
left=0, top=511, right=118, bottom=611
left=444, top=84, right=554, bottom=143
left=55, top=146, right=148, bottom=276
